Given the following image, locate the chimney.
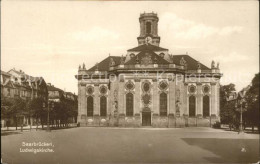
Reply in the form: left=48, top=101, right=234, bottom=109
left=47, top=83, right=51, bottom=86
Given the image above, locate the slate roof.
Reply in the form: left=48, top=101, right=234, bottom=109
left=88, top=56, right=122, bottom=71
left=171, top=55, right=210, bottom=70
left=124, top=50, right=170, bottom=65
left=47, top=85, right=63, bottom=92
left=127, top=44, right=168, bottom=52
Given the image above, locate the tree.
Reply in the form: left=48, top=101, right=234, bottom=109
left=9, top=98, right=27, bottom=130
left=244, top=73, right=259, bottom=132
left=1, top=97, right=14, bottom=129
left=220, top=83, right=239, bottom=129
left=28, top=97, right=46, bottom=130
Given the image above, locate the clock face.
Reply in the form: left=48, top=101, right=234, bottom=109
left=145, top=37, right=152, bottom=44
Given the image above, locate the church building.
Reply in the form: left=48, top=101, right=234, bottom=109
left=75, top=12, right=222, bottom=127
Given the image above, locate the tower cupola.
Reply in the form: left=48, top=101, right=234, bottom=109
left=137, top=12, right=160, bottom=46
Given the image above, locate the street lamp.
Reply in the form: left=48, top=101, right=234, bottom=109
left=43, top=101, right=54, bottom=132
left=235, top=94, right=248, bottom=134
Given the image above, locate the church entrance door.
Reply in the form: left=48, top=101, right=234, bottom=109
left=142, top=111, right=151, bottom=126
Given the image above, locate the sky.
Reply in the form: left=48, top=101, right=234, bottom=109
left=1, top=1, right=259, bottom=94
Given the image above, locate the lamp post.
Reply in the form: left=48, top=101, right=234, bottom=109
left=43, top=101, right=54, bottom=132
left=235, top=94, right=248, bottom=134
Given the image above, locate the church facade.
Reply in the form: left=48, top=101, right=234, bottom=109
left=76, top=12, right=222, bottom=127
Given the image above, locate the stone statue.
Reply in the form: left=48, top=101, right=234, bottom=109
left=176, top=89, right=180, bottom=101
left=78, top=65, right=81, bottom=70
left=197, top=61, right=201, bottom=69
left=82, top=63, right=85, bottom=69
left=154, top=56, right=157, bottom=64
left=120, top=55, right=125, bottom=65
left=217, top=62, right=219, bottom=69
left=180, top=57, right=186, bottom=66
left=211, top=60, right=215, bottom=69
left=95, top=63, right=99, bottom=71
left=110, top=58, right=115, bottom=67
left=136, top=56, right=140, bottom=64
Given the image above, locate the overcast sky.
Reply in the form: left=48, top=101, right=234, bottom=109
left=1, top=1, right=259, bottom=94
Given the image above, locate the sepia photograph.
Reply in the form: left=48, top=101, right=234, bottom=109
left=1, top=1, right=259, bottom=164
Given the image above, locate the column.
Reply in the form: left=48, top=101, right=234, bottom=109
left=182, top=82, right=188, bottom=116
left=134, top=78, right=141, bottom=114
left=169, top=79, right=175, bottom=115
left=94, top=83, right=99, bottom=115
left=118, top=79, right=125, bottom=115
left=210, top=82, right=217, bottom=116
left=216, top=82, right=220, bottom=118
left=79, top=83, right=86, bottom=115
left=196, top=83, right=203, bottom=116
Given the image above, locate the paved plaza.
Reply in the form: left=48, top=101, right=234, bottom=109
left=1, top=127, right=259, bottom=164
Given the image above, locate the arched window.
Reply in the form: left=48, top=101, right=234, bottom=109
left=160, top=92, right=167, bottom=116
left=126, top=93, right=134, bottom=116
left=189, top=95, right=196, bottom=117
left=146, top=22, right=151, bottom=34
left=100, top=96, right=107, bottom=116
left=87, top=96, right=93, bottom=116
left=203, top=95, right=210, bottom=117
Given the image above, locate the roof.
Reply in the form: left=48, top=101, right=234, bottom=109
left=124, top=50, right=170, bottom=65
left=1, top=70, right=12, bottom=76
left=127, top=44, right=168, bottom=52
left=171, top=55, right=210, bottom=70
left=47, top=85, right=63, bottom=92
left=88, top=56, right=122, bottom=71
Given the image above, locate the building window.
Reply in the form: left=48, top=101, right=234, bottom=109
left=159, top=53, right=165, bottom=58
left=87, top=96, right=94, bottom=117
left=160, top=92, right=167, bottom=116
left=146, top=22, right=151, bottom=34
left=7, top=88, right=11, bottom=96
left=126, top=93, right=134, bottom=116
left=203, top=85, right=210, bottom=94
left=100, top=96, right=107, bottom=116
left=100, top=85, right=107, bottom=95
left=188, top=85, right=196, bottom=94
left=203, top=95, right=210, bottom=117
left=189, top=95, right=196, bottom=117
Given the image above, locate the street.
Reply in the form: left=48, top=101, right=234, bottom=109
left=1, top=127, right=259, bottom=164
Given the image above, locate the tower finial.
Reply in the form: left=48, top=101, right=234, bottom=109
left=211, top=60, right=215, bottom=69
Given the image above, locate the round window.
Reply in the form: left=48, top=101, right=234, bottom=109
left=159, top=81, right=168, bottom=91
left=188, top=85, right=196, bottom=94
left=87, top=86, right=94, bottom=95
left=143, top=83, right=150, bottom=92
left=100, top=86, right=107, bottom=94
left=125, top=81, right=134, bottom=90
left=203, top=85, right=210, bottom=94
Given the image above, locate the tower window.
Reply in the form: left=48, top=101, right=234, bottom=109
left=146, top=22, right=151, bottom=34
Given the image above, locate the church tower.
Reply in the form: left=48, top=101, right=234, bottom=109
left=137, top=12, right=161, bottom=46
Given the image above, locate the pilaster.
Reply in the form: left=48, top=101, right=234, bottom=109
left=152, top=78, right=159, bottom=114
left=210, top=82, right=217, bottom=116
left=94, top=84, right=99, bottom=115
left=196, top=83, right=203, bottom=116
left=134, top=78, right=141, bottom=114
left=118, top=79, right=125, bottom=115
left=169, top=79, right=175, bottom=115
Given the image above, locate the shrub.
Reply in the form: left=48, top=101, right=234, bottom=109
left=213, top=121, right=221, bottom=129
